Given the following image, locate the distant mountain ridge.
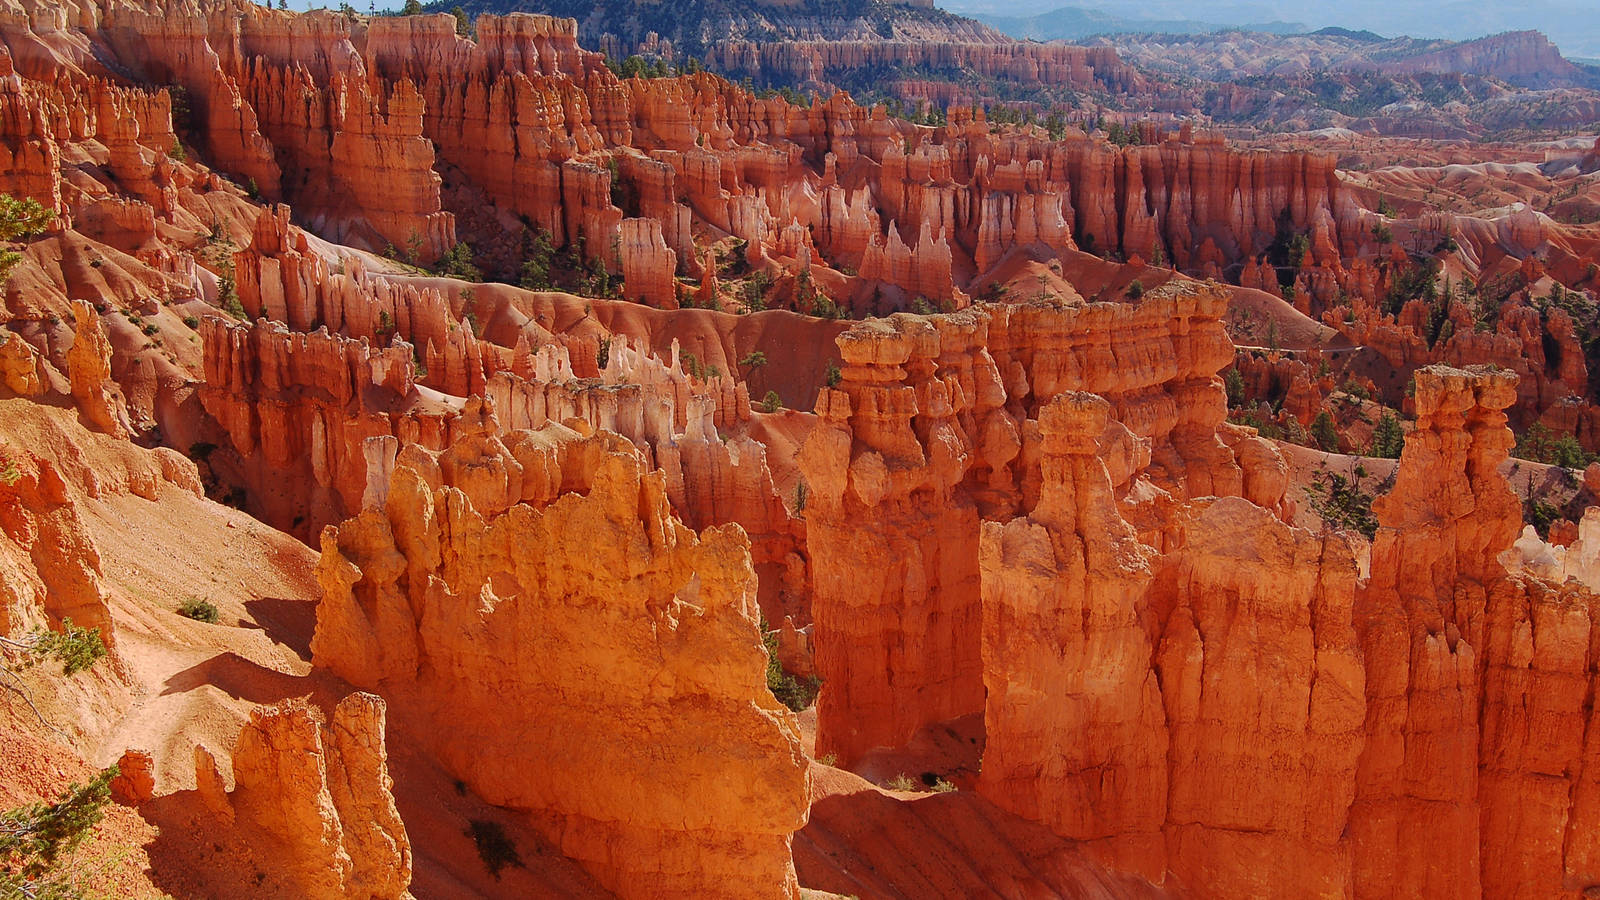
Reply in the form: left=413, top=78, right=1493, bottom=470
left=1093, top=28, right=1600, bottom=91
left=974, top=6, right=1305, bottom=42
left=426, top=0, right=1008, bottom=56
left=942, top=0, right=1600, bottom=59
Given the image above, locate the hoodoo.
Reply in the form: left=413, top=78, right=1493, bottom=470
left=2, top=0, right=1600, bottom=897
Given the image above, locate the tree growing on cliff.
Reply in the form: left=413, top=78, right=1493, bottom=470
left=218, top=271, right=245, bottom=320
left=0, top=615, right=111, bottom=895
left=1513, top=422, right=1593, bottom=469
left=0, top=193, right=54, bottom=283
left=1304, top=472, right=1378, bottom=539
left=400, top=0, right=422, bottom=14
left=761, top=620, right=820, bottom=712
left=518, top=228, right=555, bottom=291
left=433, top=241, right=480, bottom=281
left=1223, top=367, right=1245, bottom=407
left=1369, top=411, right=1405, bottom=459
left=1311, top=411, right=1339, bottom=452
left=2, top=620, right=107, bottom=680
left=0, top=766, right=117, bottom=900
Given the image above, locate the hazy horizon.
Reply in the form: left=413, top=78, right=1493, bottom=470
left=944, top=0, right=1600, bottom=58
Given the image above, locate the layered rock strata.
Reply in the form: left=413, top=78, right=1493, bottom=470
left=797, top=282, right=1261, bottom=764
left=145, top=693, right=413, bottom=900
left=0, top=1, right=1371, bottom=315
left=972, top=363, right=1600, bottom=897
left=313, top=416, right=810, bottom=899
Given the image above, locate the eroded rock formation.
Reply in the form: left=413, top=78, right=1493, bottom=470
left=141, top=693, right=413, bottom=900
left=313, top=414, right=811, bottom=899
left=798, top=282, right=1265, bottom=764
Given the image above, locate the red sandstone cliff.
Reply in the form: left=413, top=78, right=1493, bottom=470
left=133, top=693, right=413, bottom=900
left=313, top=415, right=811, bottom=899
left=0, top=1, right=1370, bottom=319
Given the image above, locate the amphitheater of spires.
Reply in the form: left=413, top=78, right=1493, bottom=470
left=3, top=0, right=1600, bottom=898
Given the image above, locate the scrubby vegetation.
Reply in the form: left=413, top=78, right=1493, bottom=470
left=1, top=619, right=108, bottom=679
left=1304, top=471, right=1380, bottom=539
left=0, top=766, right=118, bottom=900
left=465, top=819, right=523, bottom=879
left=177, top=599, right=220, bottom=624
left=0, top=193, right=55, bottom=282
left=762, top=620, right=821, bottom=712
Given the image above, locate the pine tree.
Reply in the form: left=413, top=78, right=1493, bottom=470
left=0, top=767, right=118, bottom=899
left=1369, top=411, right=1405, bottom=459
left=1311, top=410, right=1339, bottom=453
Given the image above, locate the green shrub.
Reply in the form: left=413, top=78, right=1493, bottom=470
left=465, top=819, right=522, bottom=879
left=762, top=622, right=821, bottom=712
left=4, top=619, right=108, bottom=676
left=178, top=599, right=219, bottom=624
left=759, top=390, right=782, bottom=413
left=1223, top=368, right=1245, bottom=407
left=0, top=193, right=55, bottom=283
left=1311, top=411, right=1339, bottom=452
left=1528, top=497, right=1561, bottom=539
left=742, top=271, right=772, bottom=311
left=434, top=241, right=480, bottom=281
left=0, top=765, right=116, bottom=899
left=1304, top=473, right=1378, bottom=539
left=219, top=274, right=245, bottom=319
left=518, top=229, right=555, bottom=291
left=1514, top=422, right=1595, bottom=469
left=1125, top=279, right=1144, bottom=299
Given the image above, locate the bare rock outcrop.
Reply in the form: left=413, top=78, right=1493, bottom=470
left=147, top=693, right=413, bottom=900
left=65, top=300, right=131, bottom=439
left=798, top=283, right=1270, bottom=765
left=979, top=392, right=1166, bottom=877
left=313, top=419, right=811, bottom=900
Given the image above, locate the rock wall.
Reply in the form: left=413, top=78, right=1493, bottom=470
left=978, top=392, right=1167, bottom=877
left=0, top=1, right=1367, bottom=315
left=143, top=693, right=413, bottom=900
left=702, top=40, right=1140, bottom=96
left=313, top=418, right=811, bottom=900
left=1346, top=365, right=1521, bottom=898
left=797, top=282, right=1259, bottom=764
left=972, top=362, right=1600, bottom=897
